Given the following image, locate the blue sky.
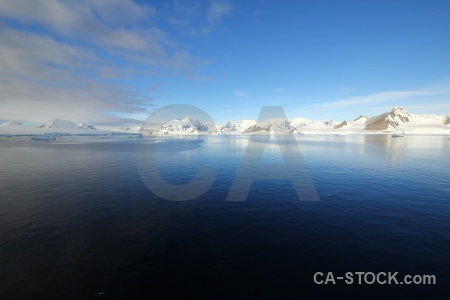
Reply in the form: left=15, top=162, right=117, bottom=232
left=1, top=0, right=450, bottom=126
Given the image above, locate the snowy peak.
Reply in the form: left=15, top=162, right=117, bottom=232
left=242, top=124, right=270, bottom=134
left=365, top=107, right=411, bottom=131
left=334, top=121, right=347, bottom=129
left=41, top=118, right=97, bottom=131
left=233, top=118, right=297, bottom=134
left=218, top=118, right=339, bottom=135
left=1, top=120, right=24, bottom=127
left=387, top=106, right=413, bottom=125
left=45, top=118, right=77, bottom=129
left=353, top=115, right=368, bottom=122
left=294, top=120, right=336, bottom=132
left=220, top=120, right=256, bottom=134
left=145, top=116, right=218, bottom=135
left=334, top=115, right=368, bottom=130
left=181, top=116, right=200, bottom=125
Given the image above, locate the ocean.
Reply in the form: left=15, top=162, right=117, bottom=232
left=0, top=135, right=449, bottom=299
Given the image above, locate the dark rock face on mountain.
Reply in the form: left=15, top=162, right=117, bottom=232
left=334, top=121, right=347, bottom=129
left=242, top=124, right=271, bottom=134
left=364, top=107, right=412, bottom=131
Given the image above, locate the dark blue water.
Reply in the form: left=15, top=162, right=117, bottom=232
left=0, top=135, right=449, bottom=299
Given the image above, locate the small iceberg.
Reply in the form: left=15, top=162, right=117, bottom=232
left=31, top=133, right=57, bottom=140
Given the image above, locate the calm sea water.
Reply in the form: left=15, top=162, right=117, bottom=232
left=0, top=135, right=449, bottom=299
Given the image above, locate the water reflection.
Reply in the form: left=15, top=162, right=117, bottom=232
left=291, top=135, right=449, bottom=165
left=132, top=134, right=450, bottom=201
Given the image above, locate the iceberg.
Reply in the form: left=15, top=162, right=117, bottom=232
left=31, top=133, right=57, bottom=140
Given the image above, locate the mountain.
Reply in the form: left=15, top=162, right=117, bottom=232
left=220, top=120, right=256, bottom=134
left=0, top=118, right=105, bottom=135
left=293, top=119, right=337, bottom=133
left=334, top=115, right=368, bottom=129
left=39, top=118, right=98, bottom=131
left=1, top=107, right=449, bottom=136
left=138, top=107, right=449, bottom=135
left=242, top=124, right=271, bottom=134
left=333, top=115, right=368, bottom=131
left=364, top=106, right=411, bottom=131
left=0, top=120, right=29, bottom=135
left=140, top=116, right=218, bottom=135
left=1, top=120, right=25, bottom=127
left=241, top=118, right=293, bottom=134
left=335, top=107, right=450, bottom=134
left=227, top=118, right=335, bottom=135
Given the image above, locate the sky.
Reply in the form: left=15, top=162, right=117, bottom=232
left=1, top=0, right=450, bottom=127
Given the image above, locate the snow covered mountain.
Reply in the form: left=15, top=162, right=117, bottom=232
left=335, top=107, right=450, bottom=134
left=139, top=116, right=218, bottom=135
left=220, top=120, right=256, bottom=134
left=220, top=118, right=335, bottom=135
left=135, top=107, right=449, bottom=135
left=292, top=119, right=337, bottom=134
left=38, top=118, right=98, bottom=131
left=236, top=107, right=449, bottom=135
left=242, top=118, right=294, bottom=134
left=4, top=120, right=25, bottom=126
left=364, top=106, right=412, bottom=131
left=1, top=107, right=449, bottom=136
left=0, top=118, right=104, bottom=135
left=0, top=120, right=30, bottom=135
left=333, top=115, right=368, bottom=131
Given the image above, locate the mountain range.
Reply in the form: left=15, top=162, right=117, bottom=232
left=139, top=107, right=449, bottom=135
left=0, top=118, right=107, bottom=135
left=1, top=107, right=449, bottom=136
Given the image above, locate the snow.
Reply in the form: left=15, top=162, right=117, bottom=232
left=0, top=118, right=109, bottom=136
left=1, top=107, right=449, bottom=136
left=42, top=118, right=98, bottom=131
left=292, top=120, right=337, bottom=134
left=3, top=120, right=25, bottom=127
left=290, top=118, right=313, bottom=127
left=334, top=107, right=450, bottom=135
left=220, top=120, right=256, bottom=134
left=139, top=116, right=218, bottom=136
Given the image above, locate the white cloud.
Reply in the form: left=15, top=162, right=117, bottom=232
left=0, top=0, right=210, bottom=124
left=0, top=0, right=156, bottom=35
left=311, top=89, right=447, bottom=110
left=287, top=82, right=450, bottom=120
left=374, top=103, right=450, bottom=114
left=171, top=0, right=233, bottom=37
